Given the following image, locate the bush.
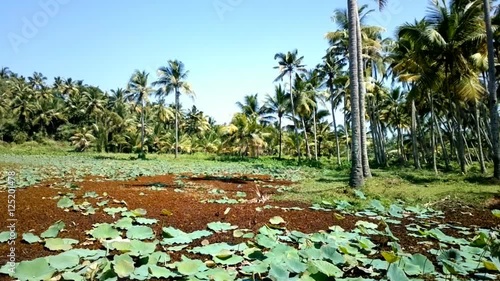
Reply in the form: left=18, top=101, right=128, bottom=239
left=13, top=132, right=28, bottom=144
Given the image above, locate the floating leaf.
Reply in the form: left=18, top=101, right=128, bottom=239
left=13, top=258, right=56, bottom=281
left=126, top=226, right=154, bottom=240
left=0, top=231, right=12, bottom=243
left=176, top=257, right=207, bottom=275
left=44, top=238, right=79, bottom=251
left=113, top=254, right=135, bottom=278
left=309, top=260, right=343, bottom=277
left=57, top=196, right=74, bottom=209
left=47, top=252, right=80, bottom=270
left=268, top=263, right=289, bottom=280
left=41, top=221, right=65, bottom=238
left=207, top=221, right=237, bottom=232
left=269, top=216, right=285, bottom=225
left=136, top=218, right=158, bottom=225
left=131, top=208, right=147, bottom=217
left=387, top=264, right=410, bottom=281
left=89, top=223, right=120, bottom=239
left=22, top=233, right=41, bottom=244
left=114, top=217, right=134, bottom=230
left=149, top=265, right=176, bottom=278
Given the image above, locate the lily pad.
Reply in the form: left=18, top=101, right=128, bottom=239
left=40, top=220, right=65, bottom=238
left=13, top=258, right=56, bottom=281
left=22, top=233, right=41, bottom=244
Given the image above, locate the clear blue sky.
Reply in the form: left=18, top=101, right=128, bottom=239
left=0, top=0, right=427, bottom=124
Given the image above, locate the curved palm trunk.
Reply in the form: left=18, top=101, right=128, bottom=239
left=348, top=0, right=364, bottom=187
left=289, top=74, right=301, bottom=162
left=175, top=91, right=180, bottom=159
left=484, top=0, right=500, bottom=179
left=355, top=7, right=371, bottom=178
left=330, top=94, right=341, bottom=165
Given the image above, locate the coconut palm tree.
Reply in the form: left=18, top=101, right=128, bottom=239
left=483, top=0, right=500, bottom=179
left=273, top=49, right=306, bottom=162
left=263, top=85, right=289, bottom=159
left=153, top=60, right=194, bottom=159
left=0, top=67, right=12, bottom=79
left=126, top=70, right=152, bottom=158
left=317, top=54, right=346, bottom=165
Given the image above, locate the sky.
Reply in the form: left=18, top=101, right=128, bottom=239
left=0, top=0, right=428, bottom=124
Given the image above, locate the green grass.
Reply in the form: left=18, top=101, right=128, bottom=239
left=1, top=142, right=499, bottom=208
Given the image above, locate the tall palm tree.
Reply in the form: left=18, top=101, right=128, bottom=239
left=153, top=60, right=194, bottom=159
left=264, top=85, right=289, bottom=159
left=347, top=0, right=364, bottom=187
left=126, top=70, right=152, bottom=158
left=484, top=0, right=500, bottom=179
left=317, top=54, right=345, bottom=165
left=273, top=49, right=306, bottom=162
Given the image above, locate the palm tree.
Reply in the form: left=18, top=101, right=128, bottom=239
left=0, top=67, right=12, bottom=79
left=126, top=70, right=152, bottom=158
left=273, top=49, right=306, bottom=162
left=263, top=85, right=289, bottom=159
left=236, top=94, right=261, bottom=118
left=347, top=0, right=364, bottom=187
left=317, top=54, right=345, bottom=165
left=153, top=60, right=194, bottom=159
left=484, top=0, right=500, bottom=179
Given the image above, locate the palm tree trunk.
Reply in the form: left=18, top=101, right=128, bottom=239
left=456, top=109, right=467, bottom=174
left=302, top=118, right=311, bottom=159
left=430, top=93, right=438, bottom=174
left=278, top=116, right=282, bottom=159
left=355, top=7, right=371, bottom=178
left=313, top=110, right=318, bottom=161
left=436, top=115, right=450, bottom=170
left=289, top=73, right=301, bottom=163
left=175, top=91, right=180, bottom=159
left=484, top=0, right=500, bottom=179
left=411, top=99, right=421, bottom=169
left=330, top=95, right=341, bottom=165
left=140, top=102, right=145, bottom=156
left=348, top=0, right=363, bottom=187
left=476, top=104, right=486, bottom=174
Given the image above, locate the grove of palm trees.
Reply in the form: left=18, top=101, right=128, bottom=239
left=1, top=0, right=500, bottom=187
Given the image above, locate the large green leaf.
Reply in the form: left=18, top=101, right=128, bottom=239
left=40, top=220, right=65, bottom=238
left=47, top=252, right=80, bottom=270
left=44, top=238, right=79, bottom=251
left=176, top=256, right=207, bottom=276
left=89, top=223, right=121, bottom=239
left=126, top=226, right=154, bottom=240
left=113, top=254, right=135, bottom=278
left=14, top=258, right=56, bottom=281
left=387, top=264, right=409, bottom=281
left=308, top=260, right=343, bottom=277
left=22, top=233, right=41, bottom=244
left=268, top=262, right=289, bottom=281
left=207, top=221, right=238, bottom=232
left=57, top=196, right=74, bottom=209
left=0, top=231, right=12, bottom=243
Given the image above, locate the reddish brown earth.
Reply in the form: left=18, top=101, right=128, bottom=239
left=0, top=173, right=499, bottom=279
